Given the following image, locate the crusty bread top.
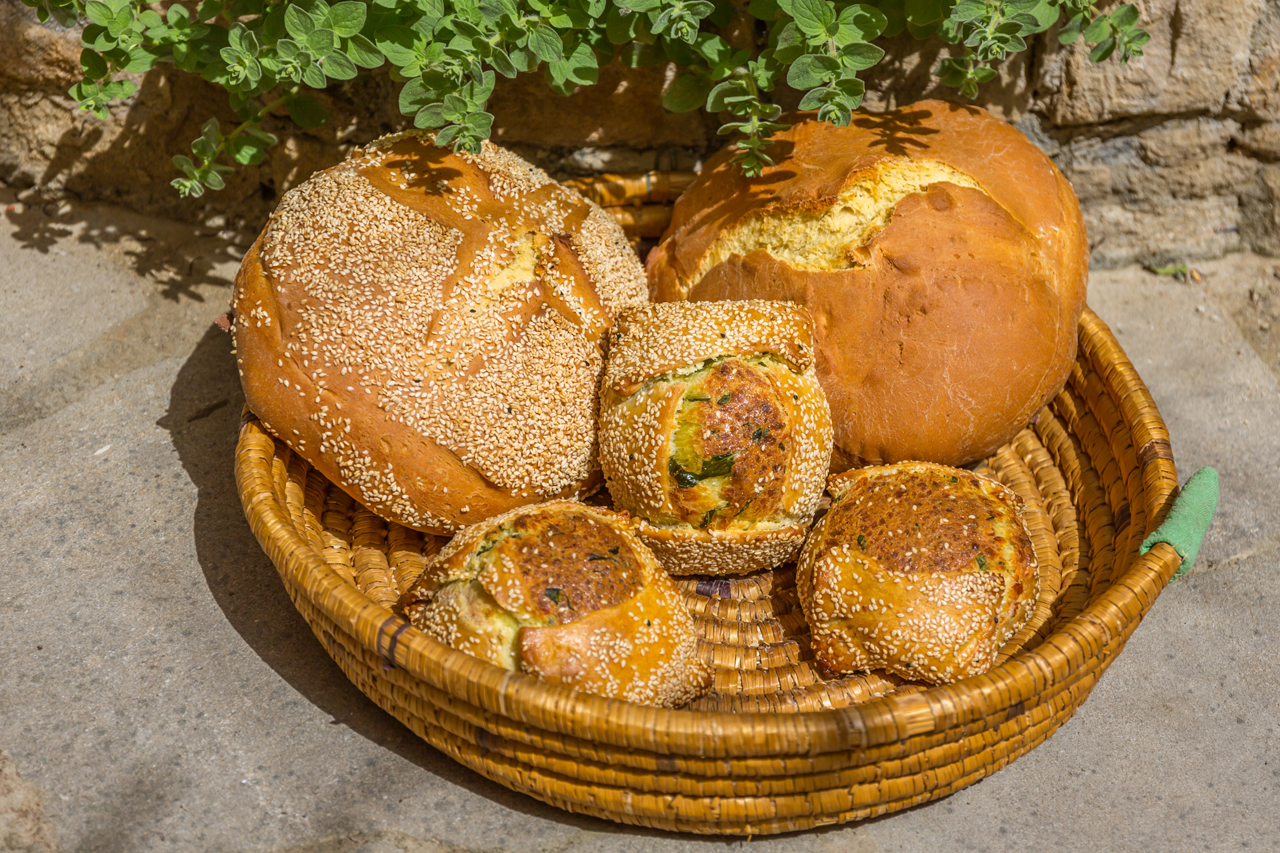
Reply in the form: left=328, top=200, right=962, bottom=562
left=799, top=461, right=1040, bottom=683
left=233, top=131, right=647, bottom=531
left=823, top=462, right=1036, bottom=580
left=602, top=300, right=816, bottom=396
left=650, top=101, right=1087, bottom=319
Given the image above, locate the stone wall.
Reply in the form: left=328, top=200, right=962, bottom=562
left=2, top=0, right=1276, bottom=267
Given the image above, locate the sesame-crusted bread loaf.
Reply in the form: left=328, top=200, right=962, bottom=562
left=797, top=462, right=1039, bottom=685
left=232, top=132, right=648, bottom=533
left=599, top=301, right=833, bottom=576
left=396, top=500, right=710, bottom=707
left=647, top=101, right=1088, bottom=472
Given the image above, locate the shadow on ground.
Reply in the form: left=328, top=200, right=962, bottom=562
left=3, top=184, right=249, bottom=302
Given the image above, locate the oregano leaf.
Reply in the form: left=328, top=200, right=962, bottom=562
left=1082, top=15, right=1110, bottom=42
left=346, top=34, right=384, bottom=68
left=1089, top=35, right=1116, bottom=62
left=783, top=0, right=835, bottom=38
left=414, top=102, right=448, bottom=127
left=84, top=1, right=112, bottom=26
left=284, top=5, right=316, bottom=39
left=787, top=52, right=837, bottom=88
left=399, top=77, right=431, bottom=112
left=836, top=4, right=887, bottom=43
left=228, top=134, right=270, bottom=164
left=705, top=79, right=737, bottom=112
left=662, top=72, right=712, bottom=112
left=434, top=123, right=461, bottom=146
left=307, top=28, right=337, bottom=57
left=839, top=41, right=883, bottom=70
left=528, top=24, right=564, bottom=62
left=80, top=48, right=109, bottom=79
left=375, top=25, right=420, bottom=66
left=320, top=49, right=357, bottom=78
left=605, top=6, right=642, bottom=44
left=123, top=45, right=161, bottom=73
left=327, top=1, right=366, bottom=36
left=287, top=93, right=328, bottom=126
left=488, top=47, right=517, bottom=77
left=548, top=40, right=598, bottom=87
left=748, top=0, right=779, bottom=21
left=301, top=63, right=327, bottom=87
left=1111, top=4, right=1140, bottom=29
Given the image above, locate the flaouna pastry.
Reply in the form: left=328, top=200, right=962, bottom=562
left=598, top=300, right=833, bottom=576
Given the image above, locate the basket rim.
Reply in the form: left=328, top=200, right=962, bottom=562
left=234, top=305, right=1183, bottom=759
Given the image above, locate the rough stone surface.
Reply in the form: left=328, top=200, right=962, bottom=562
left=1241, top=164, right=1280, bottom=256
left=3, top=188, right=1279, bottom=852
left=1226, top=0, right=1280, bottom=122
left=1035, top=0, right=1268, bottom=125
left=1237, top=121, right=1280, bottom=160
left=0, top=751, right=58, bottom=853
left=1028, top=0, right=1280, bottom=265
left=858, top=30, right=1034, bottom=122
left=487, top=60, right=712, bottom=150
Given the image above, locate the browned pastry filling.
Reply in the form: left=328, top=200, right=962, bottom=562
left=471, top=507, right=643, bottom=625
left=663, top=357, right=791, bottom=530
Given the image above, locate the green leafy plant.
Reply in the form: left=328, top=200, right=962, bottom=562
left=25, top=0, right=1147, bottom=195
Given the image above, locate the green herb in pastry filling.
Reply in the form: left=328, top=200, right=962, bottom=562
left=660, top=355, right=791, bottom=530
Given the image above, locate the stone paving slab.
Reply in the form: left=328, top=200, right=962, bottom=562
left=2, top=188, right=1277, bottom=853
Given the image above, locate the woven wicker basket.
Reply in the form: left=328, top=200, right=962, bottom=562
left=233, top=173, right=1183, bottom=835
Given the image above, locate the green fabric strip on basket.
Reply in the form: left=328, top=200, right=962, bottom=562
left=1140, top=467, right=1220, bottom=580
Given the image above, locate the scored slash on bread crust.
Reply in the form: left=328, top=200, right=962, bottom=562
left=232, top=131, right=647, bottom=534
left=796, top=461, right=1040, bottom=685
left=599, top=301, right=834, bottom=576
left=646, top=101, right=1088, bottom=472
left=395, top=500, right=710, bottom=708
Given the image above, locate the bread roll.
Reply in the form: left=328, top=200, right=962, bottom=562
left=599, top=301, right=833, bottom=575
left=797, top=462, right=1039, bottom=684
left=233, top=131, right=647, bottom=533
left=396, top=500, right=709, bottom=707
left=647, top=101, right=1088, bottom=471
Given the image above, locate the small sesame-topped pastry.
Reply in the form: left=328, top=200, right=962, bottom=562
left=396, top=500, right=709, bottom=707
left=797, top=462, right=1040, bottom=685
left=599, top=301, right=834, bottom=576
left=232, top=131, right=648, bottom=534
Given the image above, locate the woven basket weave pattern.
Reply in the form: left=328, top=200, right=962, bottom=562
left=233, top=175, right=1181, bottom=835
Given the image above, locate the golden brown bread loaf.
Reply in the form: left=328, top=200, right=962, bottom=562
left=396, top=500, right=709, bottom=707
left=647, top=101, right=1088, bottom=471
left=796, top=462, right=1039, bottom=684
left=598, top=301, right=833, bottom=576
left=233, top=132, right=647, bottom=534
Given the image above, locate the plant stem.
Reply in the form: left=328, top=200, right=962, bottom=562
left=204, top=92, right=290, bottom=170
